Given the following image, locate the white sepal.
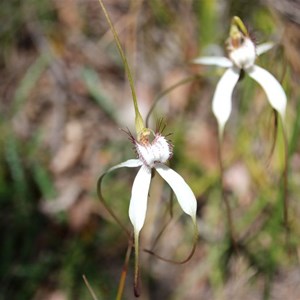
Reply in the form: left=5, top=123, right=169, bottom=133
left=107, top=159, right=143, bottom=173
left=129, top=165, right=152, bottom=233
left=193, top=56, right=233, bottom=68
left=248, top=65, right=286, bottom=119
left=256, top=42, right=274, bottom=56
left=155, top=163, right=197, bottom=222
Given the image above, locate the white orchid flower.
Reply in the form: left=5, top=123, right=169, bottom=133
left=107, top=130, right=197, bottom=237
left=100, top=128, right=197, bottom=295
left=193, top=16, right=287, bottom=134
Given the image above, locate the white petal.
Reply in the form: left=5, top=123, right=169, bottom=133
left=256, top=42, right=274, bottom=56
left=107, top=159, right=143, bottom=173
left=212, top=67, right=240, bottom=131
left=248, top=65, right=286, bottom=119
left=129, top=165, right=152, bottom=232
left=155, top=163, right=197, bottom=221
left=193, top=56, right=233, bottom=68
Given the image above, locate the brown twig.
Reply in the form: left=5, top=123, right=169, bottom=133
left=83, top=275, right=99, bottom=300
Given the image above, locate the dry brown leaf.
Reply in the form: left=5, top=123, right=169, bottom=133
left=34, top=289, right=67, bottom=300
left=68, top=195, right=97, bottom=232
left=162, top=69, right=192, bottom=112
left=50, top=121, right=83, bottom=174
left=224, top=162, right=252, bottom=206
left=185, top=121, right=219, bottom=170
left=40, top=180, right=82, bottom=214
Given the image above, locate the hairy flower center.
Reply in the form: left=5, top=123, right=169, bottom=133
left=227, top=37, right=256, bottom=70
left=135, top=134, right=172, bottom=168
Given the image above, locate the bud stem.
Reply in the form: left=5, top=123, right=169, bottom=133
left=97, top=0, right=144, bottom=136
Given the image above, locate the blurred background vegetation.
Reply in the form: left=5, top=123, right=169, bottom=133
left=1, top=0, right=300, bottom=299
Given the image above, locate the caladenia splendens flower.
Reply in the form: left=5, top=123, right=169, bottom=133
left=193, top=16, right=287, bottom=135
left=98, top=125, right=197, bottom=296
left=108, top=128, right=197, bottom=234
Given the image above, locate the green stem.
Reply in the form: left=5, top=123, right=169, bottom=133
left=97, top=173, right=131, bottom=237
left=133, top=230, right=141, bottom=297
left=281, top=118, right=289, bottom=233
left=116, top=233, right=134, bottom=300
left=288, top=95, right=300, bottom=155
left=82, top=275, right=99, bottom=300
left=217, top=133, right=236, bottom=247
left=97, top=0, right=144, bottom=134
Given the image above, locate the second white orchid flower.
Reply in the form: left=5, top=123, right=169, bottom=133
left=193, top=16, right=287, bottom=134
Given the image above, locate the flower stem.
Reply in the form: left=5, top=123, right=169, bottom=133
left=82, top=275, right=99, bottom=300
left=133, top=230, right=141, bottom=297
left=281, top=118, right=289, bottom=235
left=116, top=232, right=134, bottom=300
left=97, top=0, right=144, bottom=135
left=97, top=172, right=131, bottom=237
left=217, top=133, right=236, bottom=248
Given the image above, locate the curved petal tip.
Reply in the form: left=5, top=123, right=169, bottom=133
left=248, top=65, right=286, bottom=120
left=155, top=163, right=197, bottom=221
